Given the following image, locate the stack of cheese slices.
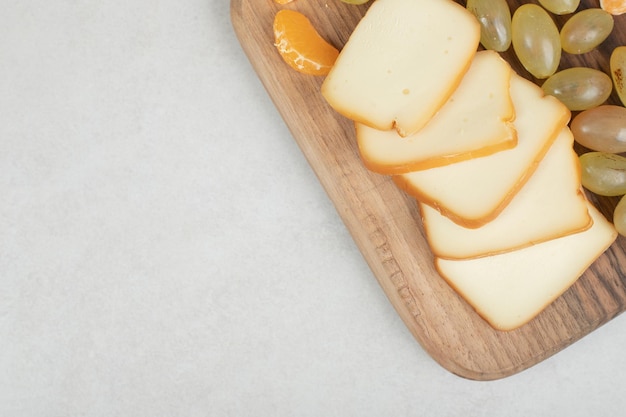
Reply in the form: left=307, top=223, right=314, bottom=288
left=321, top=0, right=618, bottom=331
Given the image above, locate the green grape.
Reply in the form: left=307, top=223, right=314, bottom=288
left=340, top=0, right=370, bottom=4
left=613, top=195, right=626, bottom=237
left=541, top=67, right=612, bottom=111
left=466, top=0, right=512, bottom=52
left=580, top=152, right=626, bottom=196
left=610, top=46, right=626, bottom=107
left=511, top=4, right=561, bottom=79
left=560, top=8, right=614, bottom=54
left=571, top=105, right=626, bottom=153
left=538, top=0, right=580, bottom=15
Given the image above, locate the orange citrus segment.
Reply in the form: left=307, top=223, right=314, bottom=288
left=600, top=0, right=626, bottom=14
left=274, top=0, right=295, bottom=4
left=273, top=9, right=339, bottom=76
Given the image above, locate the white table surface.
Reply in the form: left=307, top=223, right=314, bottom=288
left=2, top=1, right=626, bottom=416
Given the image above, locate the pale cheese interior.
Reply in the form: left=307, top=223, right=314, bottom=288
left=394, top=74, right=571, bottom=227
left=435, top=202, right=617, bottom=331
left=356, top=50, right=516, bottom=174
left=421, top=127, right=592, bottom=259
left=321, top=0, right=480, bottom=137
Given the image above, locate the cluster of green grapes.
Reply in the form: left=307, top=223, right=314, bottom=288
left=574, top=107, right=626, bottom=236
left=467, top=0, right=615, bottom=91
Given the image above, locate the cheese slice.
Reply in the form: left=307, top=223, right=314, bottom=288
left=394, top=74, right=570, bottom=227
left=421, top=127, right=592, bottom=259
left=321, top=0, right=480, bottom=137
left=435, top=201, right=617, bottom=331
left=356, top=50, right=517, bottom=174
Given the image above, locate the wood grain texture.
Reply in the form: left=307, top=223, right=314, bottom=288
left=231, top=0, right=626, bottom=380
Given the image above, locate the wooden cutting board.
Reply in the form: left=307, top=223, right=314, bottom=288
left=231, top=0, right=626, bottom=380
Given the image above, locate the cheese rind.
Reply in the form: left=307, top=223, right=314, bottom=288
left=435, top=202, right=617, bottom=331
left=357, top=50, right=517, bottom=174
left=421, top=127, right=592, bottom=259
left=321, top=0, right=480, bottom=137
left=394, top=74, right=571, bottom=227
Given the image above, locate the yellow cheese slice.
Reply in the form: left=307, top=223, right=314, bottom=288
left=356, top=50, right=517, bottom=174
left=394, top=73, right=570, bottom=227
left=421, top=127, right=591, bottom=259
left=321, top=0, right=480, bottom=137
left=435, top=201, right=617, bottom=331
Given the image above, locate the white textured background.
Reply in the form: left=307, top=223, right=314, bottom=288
left=1, top=1, right=626, bottom=416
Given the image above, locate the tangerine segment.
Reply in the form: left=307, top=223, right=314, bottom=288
left=274, top=0, right=294, bottom=4
left=273, top=9, right=339, bottom=76
left=600, top=0, right=626, bottom=15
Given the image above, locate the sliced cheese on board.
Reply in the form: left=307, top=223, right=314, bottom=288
left=435, top=201, right=618, bottom=331
left=321, top=0, right=480, bottom=137
left=421, top=127, right=592, bottom=259
left=356, top=50, right=517, bottom=174
left=394, top=73, right=571, bottom=227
